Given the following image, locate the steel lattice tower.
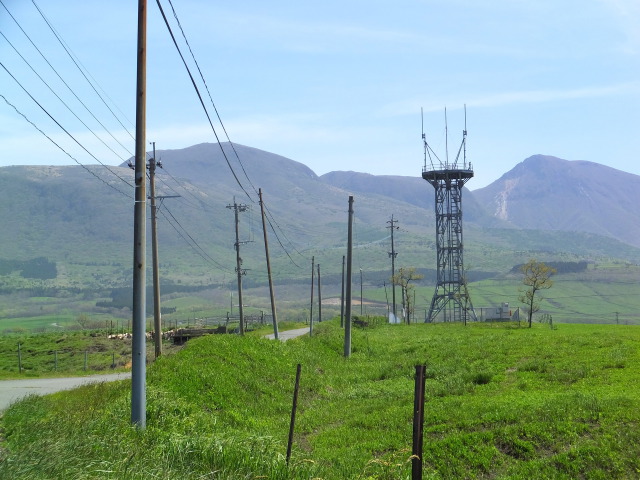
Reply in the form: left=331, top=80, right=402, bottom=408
left=422, top=109, right=477, bottom=324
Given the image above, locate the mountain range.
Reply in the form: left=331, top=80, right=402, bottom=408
left=1, top=143, right=639, bottom=292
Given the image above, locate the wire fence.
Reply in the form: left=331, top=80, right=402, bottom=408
left=0, top=345, right=131, bottom=375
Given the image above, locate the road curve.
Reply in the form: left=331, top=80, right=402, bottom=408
left=0, top=372, right=131, bottom=412
left=264, top=327, right=309, bottom=342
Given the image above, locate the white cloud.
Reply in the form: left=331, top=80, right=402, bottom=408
left=382, top=82, right=640, bottom=116
left=466, top=83, right=640, bottom=108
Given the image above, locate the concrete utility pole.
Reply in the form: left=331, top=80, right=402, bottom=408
left=387, top=215, right=399, bottom=322
left=227, top=199, right=249, bottom=335
left=148, top=142, right=162, bottom=359
left=340, top=255, right=345, bottom=328
left=360, top=268, right=363, bottom=315
left=344, top=196, right=354, bottom=358
left=309, top=256, right=315, bottom=336
left=131, top=0, right=147, bottom=429
left=317, top=263, right=322, bottom=324
left=258, top=189, right=278, bottom=339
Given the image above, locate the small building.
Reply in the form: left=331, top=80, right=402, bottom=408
left=477, top=303, right=513, bottom=322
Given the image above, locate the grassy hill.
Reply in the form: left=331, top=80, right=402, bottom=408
left=1, top=320, right=639, bottom=479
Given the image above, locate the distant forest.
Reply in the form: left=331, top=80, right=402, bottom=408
left=0, top=257, right=57, bottom=279
left=511, top=261, right=588, bottom=274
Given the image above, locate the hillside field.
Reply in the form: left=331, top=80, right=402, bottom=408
left=1, top=320, right=639, bottom=479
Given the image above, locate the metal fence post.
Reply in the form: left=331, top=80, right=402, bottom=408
left=412, top=364, right=427, bottom=480
left=287, top=364, right=302, bottom=465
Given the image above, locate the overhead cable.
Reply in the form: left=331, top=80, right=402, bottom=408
left=1, top=62, right=135, bottom=189
left=1, top=0, right=134, bottom=156
left=0, top=31, right=129, bottom=163
left=161, top=204, right=233, bottom=273
left=154, top=0, right=252, bottom=201
left=30, top=0, right=136, bottom=145
left=0, top=93, right=132, bottom=199
left=165, top=0, right=258, bottom=197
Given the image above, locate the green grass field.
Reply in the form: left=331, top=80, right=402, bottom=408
left=1, top=320, right=639, bottom=479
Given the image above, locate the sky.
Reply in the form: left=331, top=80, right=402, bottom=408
left=0, top=0, right=638, bottom=189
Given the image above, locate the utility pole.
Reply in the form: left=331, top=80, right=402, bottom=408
left=340, top=255, right=345, bottom=328
left=131, top=0, right=147, bottom=429
left=309, top=256, right=315, bottom=336
left=258, top=189, right=278, bottom=339
left=344, top=196, right=354, bottom=358
left=227, top=199, right=249, bottom=335
left=317, top=263, right=322, bottom=323
left=387, top=215, right=399, bottom=322
left=360, top=268, right=363, bottom=315
left=148, top=142, right=162, bottom=359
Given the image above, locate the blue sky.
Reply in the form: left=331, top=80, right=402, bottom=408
left=1, top=0, right=638, bottom=189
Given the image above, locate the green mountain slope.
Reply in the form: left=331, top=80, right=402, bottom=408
left=1, top=144, right=640, bottom=295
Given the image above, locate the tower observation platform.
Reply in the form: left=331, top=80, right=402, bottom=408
left=422, top=109, right=477, bottom=324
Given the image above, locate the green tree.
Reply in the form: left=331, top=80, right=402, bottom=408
left=518, top=259, right=556, bottom=328
left=391, top=267, right=424, bottom=324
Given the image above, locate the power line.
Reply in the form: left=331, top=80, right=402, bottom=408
left=30, top=0, right=136, bottom=145
left=262, top=201, right=302, bottom=269
left=156, top=165, right=218, bottom=211
left=157, top=0, right=327, bottom=267
left=0, top=62, right=134, bottom=189
left=1, top=0, right=134, bottom=157
left=0, top=31, right=129, bottom=163
left=156, top=0, right=308, bottom=267
left=0, top=93, right=132, bottom=199
left=160, top=204, right=233, bottom=273
left=165, top=0, right=258, bottom=197
left=154, top=0, right=252, bottom=201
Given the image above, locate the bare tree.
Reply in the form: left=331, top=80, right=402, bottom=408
left=391, top=267, right=424, bottom=324
left=518, top=259, right=556, bottom=328
left=76, top=313, right=90, bottom=329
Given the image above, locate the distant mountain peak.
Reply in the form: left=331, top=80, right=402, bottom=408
left=474, top=154, right=640, bottom=247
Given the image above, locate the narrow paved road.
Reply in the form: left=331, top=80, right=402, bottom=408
left=0, top=372, right=131, bottom=412
left=265, top=327, right=309, bottom=341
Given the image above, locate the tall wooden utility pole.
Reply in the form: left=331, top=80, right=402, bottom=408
left=309, top=256, right=315, bottom=336
left=149, top=142, right=162, bottom=359
left=227, top=199, right=249, bottom=335
left=317, top=263, right=322, bottom=323
left=258, top=189, right=278, bottom=339
left=344, top=196, right=354, bottom=358
left=131, top=0, right=147, bottom=429
left=387, top=215, right=399, bottom=322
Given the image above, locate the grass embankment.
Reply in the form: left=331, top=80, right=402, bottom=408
left=0, top=331, right=181, bottom=380
left=1, top=321, right=639, bottom=479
